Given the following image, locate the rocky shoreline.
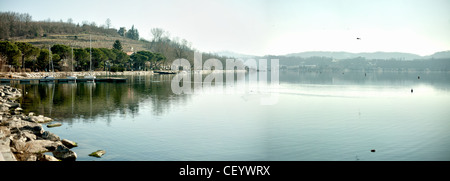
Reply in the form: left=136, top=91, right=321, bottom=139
left=0, top=85, right=76, bottom=161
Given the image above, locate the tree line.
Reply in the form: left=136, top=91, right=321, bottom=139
left=269, top=55, right=450, bottom=71
left=0, top=11, right=141, bottom=42
left=0, top=40, right=168, bottom=72
left=0, top=11, right=235, bottom=71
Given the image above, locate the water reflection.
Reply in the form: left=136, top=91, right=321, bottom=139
left=279, top=70, right=450, bottom=89
left=13, top=71, right=450, bottom=123
left=7, top=70, right=450, bottom=161
left=15, top=74, right=190, bottom=123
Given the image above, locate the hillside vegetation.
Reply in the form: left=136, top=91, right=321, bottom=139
left=0, top=11, right=231, bottom=73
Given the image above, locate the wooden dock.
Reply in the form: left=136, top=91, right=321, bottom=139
left=0, top=77, right=127, bottom=84
left=154, top=70, right=177, bottom=74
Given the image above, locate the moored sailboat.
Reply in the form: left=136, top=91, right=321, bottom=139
left=43, top=45, right=55, bottom=82
left=85, top=35, right=96, bottom=81
left=66, top=47, right=77, bottom=81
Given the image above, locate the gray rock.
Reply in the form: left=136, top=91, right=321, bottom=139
left=25, top=154, right=37, bottom=161
left=5, top=102, right=20, bottom=109
left=21, top=130, right=37, bottom=141
left=43, top=117, right=53, bottom=123
left=39, top=154, right=60, bottom=161
left=47, top=123, right=62, bottom=128
left=52, top=145, right=77, bottom=161
left=8, top=119, right=45, bottom=136
left=89, top=150, right=106, bottom=158
left=13, top=140, right=59, bottom=154
left=42, top=131, right=60, bottom=141
left=61, top=139, right=77, bottom=148
left=31, top=115, right=53, bottom=123
left=1, top=106, right=8, bottom=112
left=30, top=115, right=45, bottom=123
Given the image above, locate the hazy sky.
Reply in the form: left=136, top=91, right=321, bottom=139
left=1, top=0, right=449, bottom=56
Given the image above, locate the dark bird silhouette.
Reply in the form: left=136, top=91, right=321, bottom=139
left=418, top=76, right=420, bottom=79
left=357, top=37, right=361, bottom=40
left=411, top=89, right=413, bottom=93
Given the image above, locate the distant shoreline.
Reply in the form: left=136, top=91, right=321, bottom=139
left=0, top=70, right=250, bottom=79
left=0, top=71, right=154, bottom=79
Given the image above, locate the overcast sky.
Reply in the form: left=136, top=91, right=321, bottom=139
left=1, top=0, right=449, bottom=56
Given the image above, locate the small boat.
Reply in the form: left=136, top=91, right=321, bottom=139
left=66, top=76, right=77, bottom=80
left=85, top=75, right=96, bottom=79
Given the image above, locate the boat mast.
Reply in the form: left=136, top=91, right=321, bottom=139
left=49, top=45, right=53, bottom=76
left=48, top=45, right=51, bottom=73
left=90, top=35, right=92, bottom=75
left=71, top=47, right=74, bottom=74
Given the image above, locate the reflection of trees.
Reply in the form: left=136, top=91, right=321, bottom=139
left=15, top=74, right=190, bottom=123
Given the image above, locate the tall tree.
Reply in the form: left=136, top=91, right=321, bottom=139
left=15, top=42, right=39, bottom=69
left=51, top=44, right=70, bottom=59
left=0, top=41, right=21, bottom=68
left=126, top=25, right=139, bottom=40
left=113, top=40, right=122, bottom=51
left=118, top=27, right=126, bottom=37
left=36, top=49, right=49, bottom=71
left=74, top=48, right=89, bottom=71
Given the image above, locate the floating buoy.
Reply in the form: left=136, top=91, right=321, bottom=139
left=371, top=149, right=376, bottom=152
left=418, top=76, right=420, bottom=79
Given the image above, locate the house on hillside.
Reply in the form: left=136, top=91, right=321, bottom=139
left=126, top=47, right=134, bottom=56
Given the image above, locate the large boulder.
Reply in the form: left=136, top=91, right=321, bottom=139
left=38, top=154, right=60, bottom=161
left=52, top=145, right=77, bottom=161
left=61, top=139, right=77, bottom=148
left=7, top=119, right=44, bottom=136
left=11, top=139, right=59, bottom=154
left=89, top=150, right=106, bottom=158
left=29, top=115, right=53, bottom=123
left=42, top=131, right=60, bottom=141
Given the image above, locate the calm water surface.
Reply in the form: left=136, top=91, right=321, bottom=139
left=12, top=70, right=450, bottom=161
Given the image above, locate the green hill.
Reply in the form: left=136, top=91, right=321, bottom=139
left=15, top=33, right=148, bottom=53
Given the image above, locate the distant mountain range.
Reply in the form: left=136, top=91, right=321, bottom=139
left=216, top=50, right=450, bottom=60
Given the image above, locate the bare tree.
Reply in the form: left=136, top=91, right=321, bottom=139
left=173, top=38, right=191, bottom=59
left=150, top=28, right=165, bottom=42
left=105, top=18, right=111, bottom=29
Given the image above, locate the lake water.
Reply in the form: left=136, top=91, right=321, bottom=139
left=12, top=70, right=450, bottom=161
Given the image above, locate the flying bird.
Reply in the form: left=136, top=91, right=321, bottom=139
left=357, top=37, right=361, bottom=40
